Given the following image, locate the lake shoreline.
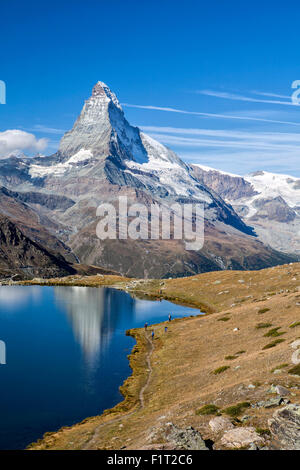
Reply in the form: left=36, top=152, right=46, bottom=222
left=19, top=274, right=213, bottom=314
left=22, top=265, right=300, bottom=450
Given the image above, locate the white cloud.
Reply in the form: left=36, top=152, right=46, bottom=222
left=0, top=130, right=48, bottom=158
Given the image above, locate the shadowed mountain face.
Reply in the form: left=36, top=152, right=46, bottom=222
left=0, top=82, right=296, bottom=278
left=0, top=186, right=77, bottom=263
left=0, top=215, right=75, bottom=279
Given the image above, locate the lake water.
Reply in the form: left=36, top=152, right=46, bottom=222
left=0, top=285, right=199, bottom=449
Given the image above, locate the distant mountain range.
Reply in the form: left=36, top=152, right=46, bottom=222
left=0, top=82, right=297, bottom=279
left=193, top=166, right=300, bottom=256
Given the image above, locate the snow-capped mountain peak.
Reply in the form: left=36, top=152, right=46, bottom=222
left=91, top=81, right=122, bottom=110
left=56, top=81, right=147, bottom=164
left=192, top=165, right=300, bottom=255
left=244, top=170, right=300, bottom=208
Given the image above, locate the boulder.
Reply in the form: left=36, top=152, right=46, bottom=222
left=268, top=404, right=300, bottom=450
left=275, top=385, right=290, bottom=397
left=209, top=416, right=234, bottom=433
left=163, top=423, right=209, bottom=450
left=220, top=427, right=264, bottom=449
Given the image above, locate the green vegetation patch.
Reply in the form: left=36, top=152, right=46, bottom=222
left=289, top=322, right=300, bottom=329
left=255, top=428, right=271, bottom=436
left=223, top=402, right=251, bottom=418
left=262, top=339, right=285, bottom=350
left=255, top=322, right=272, bottom=329
left=263, top=327, right=285, bottom=338
left=271, top=363, right=288, bottom=373
left=225, top=355, right=238, bottom=360
left=217, top=317, right=230, bottom=322
left=196, top=404, right=220, bottom=415
left=288, top=364, right=300, bottom=376
left=258, top=308, right=270, bottom=314
left=235, top=350, right=246, bottom=355
left=213, top=365, right=230, bottom=375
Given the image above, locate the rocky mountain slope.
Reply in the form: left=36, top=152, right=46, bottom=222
left=193, top=166, right=300, bottom=256
left=0, top=186, right=77, bottom=262
left=0, top=82, right=296, bottom=277
left=0, top=215, right=75, bottom=279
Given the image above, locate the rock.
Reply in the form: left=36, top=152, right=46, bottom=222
left=256, top=397, right=289, bottom=408
left=163, top=423, right=209, bottom=450
left=275, top=385, right=290, bottom=397
left=220, top=427, right=264, bottom=449
left=268, top=384, right=290, bottom=396
left=209, top=416, right=234, bottom=433
left=233, top=327, right=239, bottom=332
left=248, top=443, right=258, bottom=450
left=268, top=404, right=300, bottom=450
left=248, top=384, right=256, bottom=389
left=264, top=398, right=284, bottom=408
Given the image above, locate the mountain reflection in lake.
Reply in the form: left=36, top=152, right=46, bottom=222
left=0, top=285, right=199, bottom=449
left=54, top=287, right=135, bottom=365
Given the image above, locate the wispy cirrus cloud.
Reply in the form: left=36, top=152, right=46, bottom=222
left=146, top=132, right=300, bottom=152
left=251, top=91, right=291, bottom=100
left=141, top=125, right=300, bottom=143
left=180, top=149, right=300, bottom=177
left=122, top=103, right=300, bottom=126
left=26, top=125, right=66, bottom=135
left=198, top=90, right=296, bottom=107
left=140, top=125, right=300, bottom=176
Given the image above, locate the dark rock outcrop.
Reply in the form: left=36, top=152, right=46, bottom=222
left=0, top=215, right=75, bottom=279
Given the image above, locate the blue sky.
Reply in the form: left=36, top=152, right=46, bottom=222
left=1, top=0, right=300, bottom=175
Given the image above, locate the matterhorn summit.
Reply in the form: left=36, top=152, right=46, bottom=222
left=58, top=81, right=148, bottom=164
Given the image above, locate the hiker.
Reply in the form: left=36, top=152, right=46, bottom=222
left=151, top=330, right=155, bottom=340
left=164, top=326, right=168, bottom=333
left=168, top=314, right=172, bottom=322
left=144, top=322, right=148, bottom=331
